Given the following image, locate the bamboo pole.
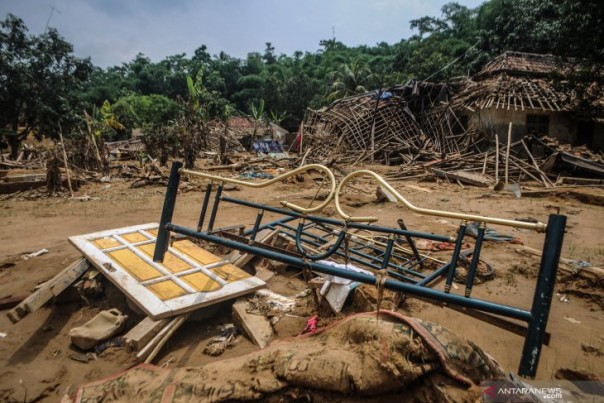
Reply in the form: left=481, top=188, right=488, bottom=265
left=58, top=124, right=74, bottom=198
left=505, top=122, right=512, bottom=185
left=520, top=139, right=554, bottom=188
left=495, top=134, right=500, bottom=183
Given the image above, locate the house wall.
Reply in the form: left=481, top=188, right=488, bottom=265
left=468, top=109, right=576, bottom=143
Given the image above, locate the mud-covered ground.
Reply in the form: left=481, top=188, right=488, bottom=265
left=0, top=163, right=602, bottom=401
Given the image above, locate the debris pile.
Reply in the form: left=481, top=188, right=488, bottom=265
left=301, top=80, right=477, bottom=165
left=384, top=133, right=604, bottom=189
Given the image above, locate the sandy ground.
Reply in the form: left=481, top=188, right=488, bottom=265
left=0, top=164, right=602, bottom=402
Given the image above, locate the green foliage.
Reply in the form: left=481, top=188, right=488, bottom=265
left=0, top=14, right=91, bottom=156
left=85, top=100, right=125, bottom=142
left=327, top=58, right=374, bottom=102
left=141, top=123, right=178, bottom=166
left=269, top=110, right=288, bottom=125
left=5, top=0, right=598, bottom=151
left=112, top=94, right=178, bottom=132
left=249, top=99, right=266, bottom=138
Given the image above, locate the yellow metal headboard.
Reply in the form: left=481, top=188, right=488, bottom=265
left=180, top=164, right=336, bottom=214
left=335, top=169, right=546, bottom=231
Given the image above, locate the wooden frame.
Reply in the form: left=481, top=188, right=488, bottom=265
left=69, top=223, right=265, bottom=319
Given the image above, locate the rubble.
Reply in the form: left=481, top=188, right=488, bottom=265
left=301, top=81, right=476, bottom=166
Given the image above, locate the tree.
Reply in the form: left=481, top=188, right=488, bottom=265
left=0, top=14, right=91, bottom=157
left=249, top=99, right=266, bottom=140
left=327, top=59, right=373, bottom=101
left=112, top=93, right=179, bottom=134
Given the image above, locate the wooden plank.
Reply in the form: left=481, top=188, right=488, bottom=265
left=520, top=139, right=554, bottom=188
left=514, top=246, right=604, bottom=278
left=432, top=168, right=491, bottom=187
left=232, top=300, right=273, bottom=348
left=403, top=184, right=433, bottom=193
left=124, top=317, right=169, bottom=352
left=505, top=122, right=512, bottom=185
left=495, top=134, right=500, bottom=183
left=7, top=258, right=89, bottom=324
left=70, top=224, right=266, bottom=319
left=233, top=229, right=278, bottom=268
left=137, top=314, right=189, bottom=363
left=0, top=295, right=27, bottom=310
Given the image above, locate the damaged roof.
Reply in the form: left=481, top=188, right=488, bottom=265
left=452, top=51, right=604, bottom=113
left=476, top=51, right=572, bottom=78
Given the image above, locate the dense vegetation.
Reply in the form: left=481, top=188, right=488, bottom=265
left=1, top=0, right=602, bottom=157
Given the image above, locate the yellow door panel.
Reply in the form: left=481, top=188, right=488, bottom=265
left=138, top=244, right=191, bottom=273
left=92, top=237, right=121, bottom=249
left=172, top=240, right=222, bottom=265
left=211, top=264, right=251, bottom=282
left=121, top=232, right=149, bottom=243
left=107, top=249, right=161, bottom=281
left=147, top=280, right=187, bottom=300
left=181, top=272, right=222, bottom=292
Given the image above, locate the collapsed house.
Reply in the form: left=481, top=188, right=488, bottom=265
left=301, top=81, right=475, bottom=165
left=451, top=51, right=604, bottom=150
left=301, top=51, right=604, bottom=185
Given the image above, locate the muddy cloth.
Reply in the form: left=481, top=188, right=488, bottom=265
left=466, top=222, right=523, bottom=243
left=73, top=311, right=505, bottom=402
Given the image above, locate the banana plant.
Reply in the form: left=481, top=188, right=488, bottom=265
left=249, top=99, right=265, bottom=140
left=269, top=110, right=288, bottom=126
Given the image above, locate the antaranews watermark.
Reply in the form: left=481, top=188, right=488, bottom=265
left=482, top=379, right=603, bottom=402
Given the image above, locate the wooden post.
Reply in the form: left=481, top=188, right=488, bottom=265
left=58, top=124, right=74, bottom=198
left=521, top=139, right=554, bottom=188
left=495, top=134, right=500, bottom=184
left=299, top=122, right=304, bottom=155
left=505, top=122, right=512, bottom=185
left=370, top=122, right=376, bottom=163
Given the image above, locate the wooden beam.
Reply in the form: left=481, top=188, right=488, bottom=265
left=136, top=314, right=189, bottom=363
left=505, top=122, right=512, bottom=185
left=495, top=134, right=500, bottom=183
left=233, top=229, right=279, bottom=269
left=232, top=300, right=273, bottom=348
left=7, top=258, right=89, bottom=324
left=123, top=316, right=169, bottom=352
left=0, top=295, right=27, bottom=310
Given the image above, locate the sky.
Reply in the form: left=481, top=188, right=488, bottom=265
left=1, top=0, right=484, bottom=68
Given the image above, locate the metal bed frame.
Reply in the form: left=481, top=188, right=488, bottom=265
left=153, top=161, right=565, bottom=378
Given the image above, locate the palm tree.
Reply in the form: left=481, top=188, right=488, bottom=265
left=327, top=59, right=374, bottom=102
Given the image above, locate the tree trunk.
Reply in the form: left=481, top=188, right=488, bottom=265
left=8, top=134, right=20, bottom=160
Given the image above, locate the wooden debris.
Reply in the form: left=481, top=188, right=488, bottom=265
left=232, top=299, right=273, bottom=348
left=301, top=82, right=474, bottom=165
left=232, top=229, right=279, bottom=269
left=7, top=258, right=89, bottom=324
left=137, top=314, right=189, bottom=363
left=123, top=317, right=170, bottom=352
left=0, top=295, right=28, bottom=310
left=514, top=245, right=604, bottom=278
left=432, top=168, right=491, bottom=187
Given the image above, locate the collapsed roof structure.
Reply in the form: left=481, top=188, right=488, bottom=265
left=301, top=81, right=476, bottom=165
left=450, top=51, right=604, bottom=149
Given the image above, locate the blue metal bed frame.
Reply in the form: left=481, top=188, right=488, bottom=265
left=153, top=161, right=566, bottom=378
